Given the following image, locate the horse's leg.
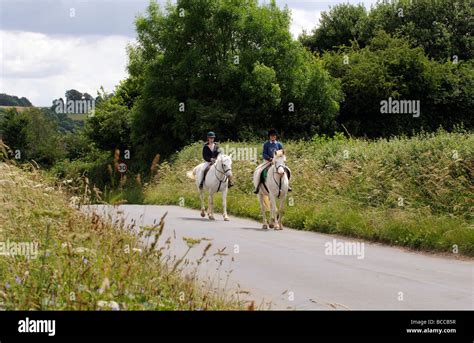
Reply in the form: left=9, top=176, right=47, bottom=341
left=268, top=193, right=277, bottom=229
left=198, top=169, right=206, bottom=217
left=222, top=187, right=229, bottom=221
left=199, top=189, right=206, bottom=217
left=258, top=193, right=268, bottom=229
left=275, top=196, right=286, bottom=230
left=208, top=191, right=215, bottom=220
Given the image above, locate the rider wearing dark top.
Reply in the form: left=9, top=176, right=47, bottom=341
left=200, top=131, right=233, bottom=189
left=203, top=140, right=220, bottom=162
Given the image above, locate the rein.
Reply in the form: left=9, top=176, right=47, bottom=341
left=213, top=158, right=231, bottom=192
left=271, top=164, right=287, bottom=198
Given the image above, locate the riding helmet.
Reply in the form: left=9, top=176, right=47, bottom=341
left=268, top=128, right=278, bottom=137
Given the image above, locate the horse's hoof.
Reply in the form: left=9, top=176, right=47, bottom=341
left=224, top=216, right=229, bottom=221
left=269, top=223, right=274, bottom=229
left=209, top=216, right=215, bottom=221
left=262, top=224, right=268, bottom=229
left=200, top=210, right=205, bottom=217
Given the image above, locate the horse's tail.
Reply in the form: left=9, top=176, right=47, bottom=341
left=186, top=166, right=198, bottom=180
left=263, top=194, right=270, bottom=211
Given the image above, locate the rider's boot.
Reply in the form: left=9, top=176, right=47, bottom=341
left=253, top=183, right=260, bottom=194
left=287, top=169, right=292, bottom=192
left=254, top=169, right=264, bottom=194
left=199, top=168, right=208, bottom=189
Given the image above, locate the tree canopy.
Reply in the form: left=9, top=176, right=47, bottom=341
left=300, top=0, right=473, bottom=61
left=127, top=0, right=342, bottom=164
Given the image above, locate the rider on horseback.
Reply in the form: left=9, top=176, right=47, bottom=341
left=200, top=131, right=234, bottom=189
left=253, top=128, right=292, bottom=193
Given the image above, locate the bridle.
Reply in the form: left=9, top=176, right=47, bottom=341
left=213, top=156, right=231, bottom=192
left=271, top=159, right=287, bottom=198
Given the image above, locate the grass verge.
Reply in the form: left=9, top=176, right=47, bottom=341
left=0, top=162, right=241, bottom=310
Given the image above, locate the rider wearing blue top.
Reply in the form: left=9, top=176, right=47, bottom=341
left=263, top=138, right=283, bottom=161
left=254, top=129, right=292, bottom=193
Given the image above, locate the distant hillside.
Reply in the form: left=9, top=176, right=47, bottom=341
left=0, top=106, right=32, bottom=113
left=0, top=106, right=82, bottom=134
left=0, top=93, right=32, bottom=107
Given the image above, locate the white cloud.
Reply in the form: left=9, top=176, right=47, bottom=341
left=0, top=30, right=131, bottom=106
left=0, top=1, right=381, bottom=106
left=289, top=8, right=321, bottom=39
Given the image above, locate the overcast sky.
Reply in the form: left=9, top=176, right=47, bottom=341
left=0, top=0, right=378, bottom=106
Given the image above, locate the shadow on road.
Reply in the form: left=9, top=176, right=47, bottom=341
left=238, top=227, right=269, bottom=232
left=179, top=217, right=211, bottom=221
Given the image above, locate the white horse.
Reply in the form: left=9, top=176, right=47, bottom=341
left=253, top=150, right=289, bottom=230
left=187, top=154, right=233, bottom=221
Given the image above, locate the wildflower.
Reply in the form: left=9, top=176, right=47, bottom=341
left=98, top=278, right=110, bottom=294
left=69, top=196, right=81, bottom=207
left=61, top=242, right=72, bottom=249
left=97, top=300, right=120, bottom=311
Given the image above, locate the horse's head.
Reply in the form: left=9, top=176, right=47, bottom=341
left=218, top=154, right=233, bottom=178
left=273, top=149, right=286, bottom=175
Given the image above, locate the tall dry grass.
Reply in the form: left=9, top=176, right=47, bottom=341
left=0, top=163, right=243, bottom=310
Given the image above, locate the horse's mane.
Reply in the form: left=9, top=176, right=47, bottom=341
left=218, top=153, right=231, bottom=161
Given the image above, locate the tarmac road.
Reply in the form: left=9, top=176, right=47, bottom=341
left=83, top=204, right=473, bottom=310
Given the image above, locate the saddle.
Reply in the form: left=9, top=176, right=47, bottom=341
left=261, top=165, right=291, bottom=182
left=199, top=162, right=214, bottom=188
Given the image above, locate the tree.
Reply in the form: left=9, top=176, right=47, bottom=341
left=322, top=31, right=473, bottom=137
left=0, top=108, right=29, bottom=154
left=369, top=0, right=473, bottom=61
left=302, top=0, right=473, bottom=61
left=85, top=87, right=132, bottom=153
left=0, top=108, right=65, bottom=166
left=128, top=0, right=342, bottom=165
left=0, top=93, right=32, bottom=106
left=299, top=3, right=370, bottom=54
left=65, top=89, right=83, bottom=101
